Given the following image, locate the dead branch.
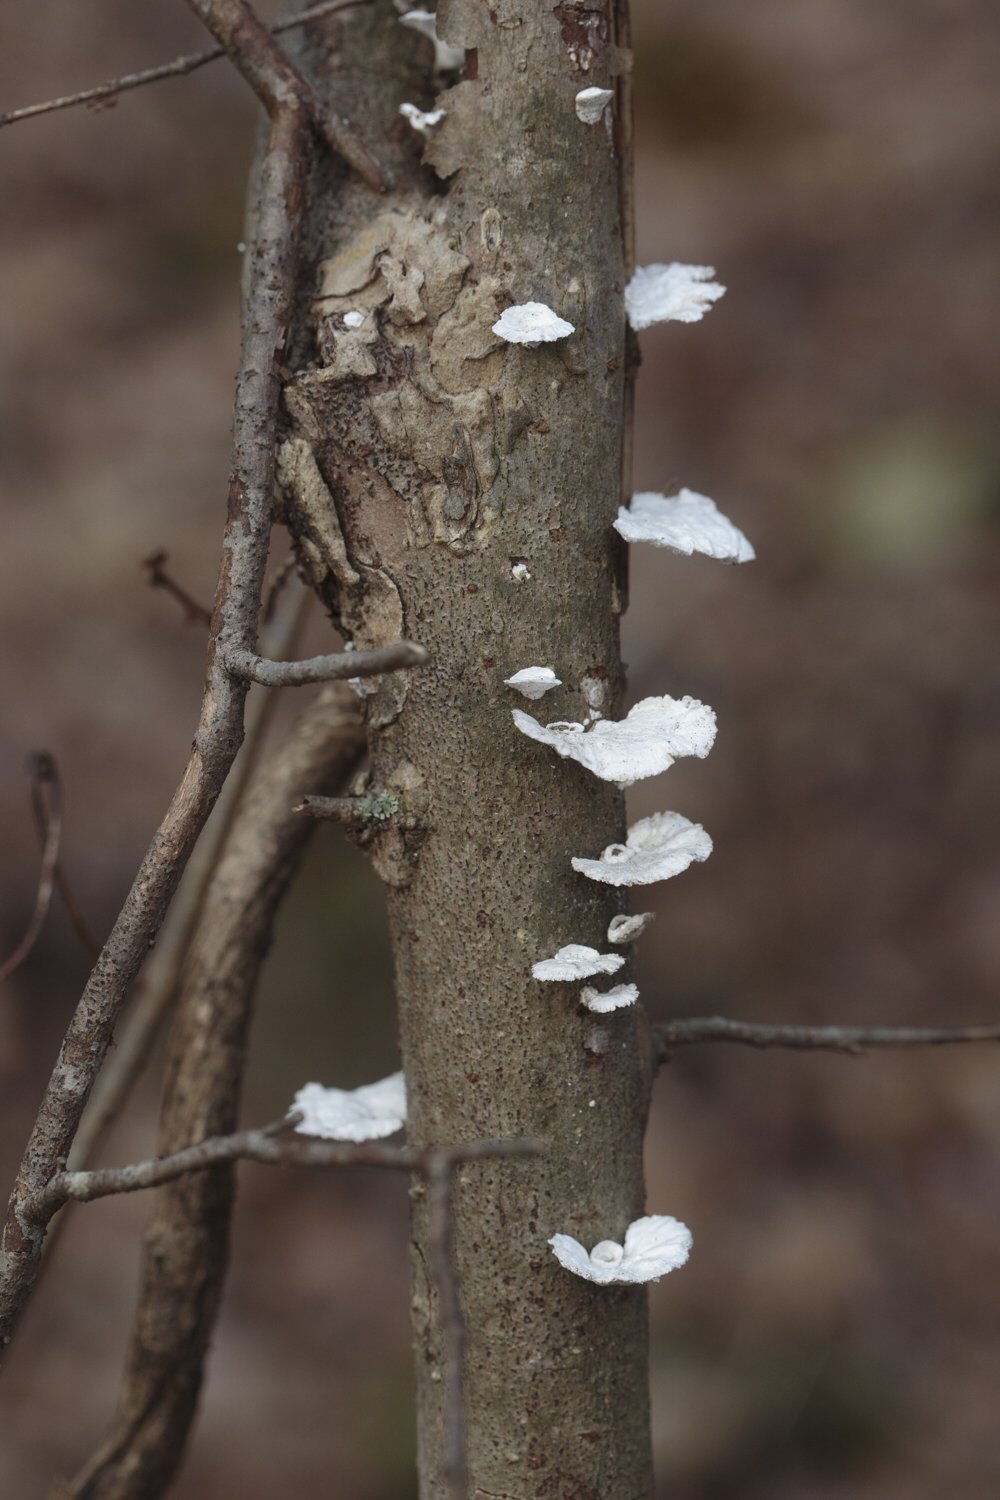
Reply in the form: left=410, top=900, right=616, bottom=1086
left=30, top=768, right=101, bottom=963
left=652, top=1014, right=1000, bottom=1067
left=427, top=1157, right=468, bottom=1500
left=142, top=550, right=213, bottom=628
left=184, top=0, right=386, bottom=189
left=0, top=754, right=63, bottom=985
left=59, top=583, right=312, bottom=1186
left=57, top=682, right=365, bottom=1500
left=0, top=0, right=371, bottom=132
left=294, top=793, right=381, bottom=821
left=0, top=100, right=310, bottom=1356
left=225, top=639, right=429, bottom=686
left=30, top=1131, right=542, bottom=1227
left=261, top=552, right=298, bottom=621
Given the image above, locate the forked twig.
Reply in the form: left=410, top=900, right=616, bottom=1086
left=652, top=1014, right=1000, bottom=1067
left=184, top=0, right=386, bottom=189
left=29, top=1130, right=542, bottom=1226
left=0, top=97, right=310, bottom=1355
left=142, top=550, right=213, bottom=628
left=0, top=0, right=371, bottom=131
left=55, top=681, right=365, bottom=1499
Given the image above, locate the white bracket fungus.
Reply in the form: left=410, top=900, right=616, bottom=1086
left=625, top=263, right=726, bottom=330
left=290, top=1072, right=406, bottom=1142
left=572, top=811, right=712, bottom=887
left=399, top=102, right=446, bottom=138
left=503, top=666, right=562, bottom=700
left=580, top=981, right=639, bottom=1014
left=607, top=911, right=654, bottom=944
left=614, top=489, right=755, bottom=564
left=575, top=86, right=613, bottom=124
left=549, top=1215, right=692, bottom=1284
left=398, top=10, right=465, bottom=71
left=491, top=302, right=575, bottom=346
left=532, top=944, right=624, bottom=982
left=512, top=695, right=716, bottom=788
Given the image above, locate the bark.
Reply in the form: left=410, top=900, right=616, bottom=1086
left=278, top=3, right=650, bottom=1495
left=56, top=685, right=364, bottom=1500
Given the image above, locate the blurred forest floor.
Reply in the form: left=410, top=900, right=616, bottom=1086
left=2, top=2, right=999, bottom=1496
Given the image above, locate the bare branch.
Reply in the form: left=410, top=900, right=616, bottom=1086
left=0, top=754, right=63, bottom=985
left=261, top=552, right=298, bottom=622
left=0, top=102, right=310, bottom=1355
left=294, top=793, right=388, bottom=822
left=142, top=549, right=213, bottom=628
left=427, top=1157, right=468, bottom=1500
left=31, top=765, right=101, bottom=963
left=225, top=639, right=429, bottom=687
left=0, top=0, right=371, bottom=132
left=183, top=0, right=386, bottom=189
left=28, top=1130, right=543, bottom=1228
left=652, top=1014, right=1000, bottom=1067
left=57, top=682, right=365, bottom=1500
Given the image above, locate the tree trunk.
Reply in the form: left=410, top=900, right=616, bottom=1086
left=279, top=3, right=651, bottom=1495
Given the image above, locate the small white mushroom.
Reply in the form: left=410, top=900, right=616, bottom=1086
left=512, top=695, right=716, bottom=787
left=572, top=811, right=712, bottom=887
left=580, top=981, right=639, bottom=1014
left=532, top=944, right=624, bottom=982
left=290, top=1071, right=406, bottom=1142
left=575, top=86, right=613, bottom=124
left=342, top=310, right=365, bottom=329
left=398, top=9, right=465, bottom=70
left=607, top=912, right=655, bottom=944
left=511, top=562, right=532, bottom=583
left=399, top=102, right=446, bottom=138
left=549, top=1215, right=692, bottom=1284
left=503, top=666, right=562, bottom=701
left=625, top=263, right=726, bottom=330
left=614, top=488, right=754, bottom=563
left=492, top=302, right=575, bottom=346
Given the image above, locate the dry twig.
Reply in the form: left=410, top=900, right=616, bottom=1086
left=0, top=0, right=371, bottom=131
left=142, top=550, right=213, bottom=628
left=29, top=769, right=101, bottom=963
left=29, top=1130, right=542, bottom=1228
left=225, top=639, right=429, bottom=687
left=427, top=1157, right=469, bottom=1500
left=652, top=1014, right=1000, bottom=1066
left=0, top=755, right=63, bottom=985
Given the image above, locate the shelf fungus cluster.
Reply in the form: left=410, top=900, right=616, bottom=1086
left=496, top=224, right=752, bottom=1285
left=289, top=1072, right=407, bottom=1142
left=549, top=1216, right=693, bottom=1285
left=287, top=45, right=754, bottom=1288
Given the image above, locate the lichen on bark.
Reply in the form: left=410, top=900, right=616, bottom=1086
left=281, top=2, right=650, bottom=1494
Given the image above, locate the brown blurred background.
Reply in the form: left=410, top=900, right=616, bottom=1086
left=2, top=2, right=1000, bottom=1495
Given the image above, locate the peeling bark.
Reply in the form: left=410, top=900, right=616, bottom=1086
left=278, top=2, right=651, bottom=1494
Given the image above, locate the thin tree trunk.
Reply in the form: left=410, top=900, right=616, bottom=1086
left=278, top=3, right=651, bottom=1494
